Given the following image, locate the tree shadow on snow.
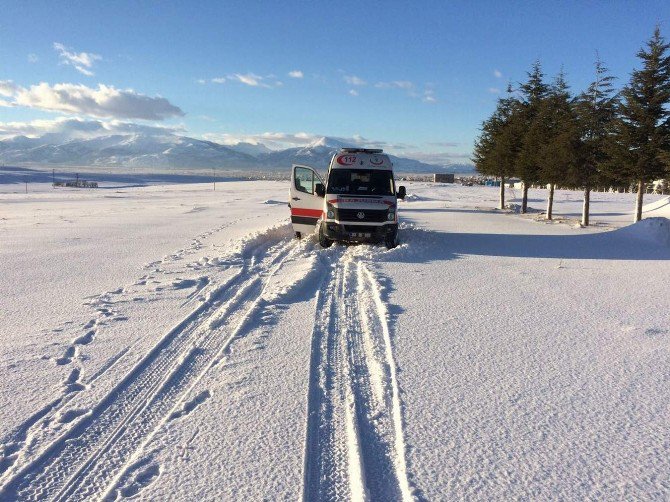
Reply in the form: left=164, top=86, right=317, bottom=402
left=402, top=207, right=503, bottom=215
left=384, top=223, right=670, bottom=263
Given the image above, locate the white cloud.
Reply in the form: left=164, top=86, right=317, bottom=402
left=0, top=116, right=183, bottom=140
left=202, top=131, right=320, bottom=149
left=494, top=69, right=503, bottom=78
left=0, top=80, right=18, bottom=97
left=402, top=150, right=472, bottom=166
left=201, top=131, right=413, bottom=152
left=374, top=80, right=437, bottom=103
left=230, top=73, right=267, bottom=87
left=223, top=73, right=284, bottom=88
left=28, top=53, right=39, bottom=63
left=375, top=80, right=414, bottom=90
left=422, top=89, right=437, bottom=103
left=288, top=70, right=303, bottom=78
left=349, top=89, right=359, bottom=96
left=196, top=78, right=208, bottom=84
left=488, top=87, right=501, bottom=94
left=0, top=81, right=184, bottom=120
left=427, top=141, right=460, bottom=148
left=53, top=42, right=102, bottom=76
left=344, top=75, right=366, bottom=86
left=211, top=77, right=227, bottom=84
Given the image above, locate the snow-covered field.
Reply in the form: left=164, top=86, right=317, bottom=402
left=1, top=176, right=669, bottom=500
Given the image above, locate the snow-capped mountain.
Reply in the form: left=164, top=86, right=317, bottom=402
left=0, top=133, right=471, bottom=173
left=225, top=142, right=272, bottom=157
left=254, top=136, right=459, bottom=173
left=0, top=134, right=257, bottom=169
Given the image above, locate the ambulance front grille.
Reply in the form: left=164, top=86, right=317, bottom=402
left=336, top=208, right=387, bottom=222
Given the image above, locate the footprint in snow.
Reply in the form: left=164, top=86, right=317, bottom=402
left=172, top=279, right=198, bottom=289
left=55, top=346, right=78, bottom=365
left=63, top=367, right=85, bottom=393
left=169, top=390, right=212, bottom=421
left=645, top=327, right=668, bottom=337
left=114, top=457, right=162, bottom=498
left=73, top=330, right=95, bottom=345
left=58, top=408, right=89, bottom=424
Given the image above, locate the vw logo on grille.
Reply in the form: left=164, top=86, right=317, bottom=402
left=357, top=211, right=365, bottom=220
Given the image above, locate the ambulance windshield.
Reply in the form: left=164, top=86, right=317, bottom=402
left=326, top=169, right=395, bottom=196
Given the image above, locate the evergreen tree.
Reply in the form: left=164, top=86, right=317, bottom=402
left=611, top=26, right=670, bottom=222
left=516, top=61, right=550, bottom=213
left=574, top=55, right=618, bottom=226
left=473, top=84, right=523, bottom=209
left=537, top=70, right=582, bottom=220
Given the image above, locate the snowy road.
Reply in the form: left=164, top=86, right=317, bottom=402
left=1, top=229, right=297, bottom=500
left=302, top=251, right=412, bottom=501
left=0, top=218, right=415, bottom=500
left=1, top=180, right=669, bottom=500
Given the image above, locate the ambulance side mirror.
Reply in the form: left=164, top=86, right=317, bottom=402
left=315, top=183, right=325, bottom=197
left=397, top=186, right=406, bottom=199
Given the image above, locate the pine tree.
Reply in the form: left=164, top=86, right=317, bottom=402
left=516, top=61, right=550, bottom=213
left=574, top=55, right=618, bottom=226
left=473, top=84, right=523, bottom=209
left=537, top=70, right=582, bottom=220
left=611, top=26, right=670, bottom=222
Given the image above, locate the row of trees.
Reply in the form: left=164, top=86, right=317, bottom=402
left=474, top=27, right=670, bottom=224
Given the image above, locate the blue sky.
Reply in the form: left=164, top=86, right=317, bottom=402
left=1, top=0, right=668, bottom=164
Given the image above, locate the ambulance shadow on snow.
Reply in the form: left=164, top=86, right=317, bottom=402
left=386, top=223, right=670, bottom=262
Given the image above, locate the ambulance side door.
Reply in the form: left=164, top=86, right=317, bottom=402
left=289, top=164, right=325, bottom=236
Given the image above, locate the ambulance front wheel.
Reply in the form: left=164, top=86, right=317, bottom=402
left=384, top=228, right=398, bottom=249
left=318, top=223, right=333, bottom=248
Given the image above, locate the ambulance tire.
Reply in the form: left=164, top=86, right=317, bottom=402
left=384, top=230, right=398, bottom=249
left=318, top=224, right=333, bottom=248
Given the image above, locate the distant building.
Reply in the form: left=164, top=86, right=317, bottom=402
left=433, top=173, right=454, bottom=183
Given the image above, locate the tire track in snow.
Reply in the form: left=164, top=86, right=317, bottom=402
left=0, top=227, right=297, bottom=502
left=302, top=251, right=413, bottom=501
left=0, top=221, right=250, bottom=480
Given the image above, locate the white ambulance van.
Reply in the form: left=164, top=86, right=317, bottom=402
left=288, top=148, right=406, bottom=249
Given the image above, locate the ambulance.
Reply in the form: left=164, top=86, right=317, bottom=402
left=288, top=148, right=406, bottom=249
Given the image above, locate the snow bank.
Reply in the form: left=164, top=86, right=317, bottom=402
left=505, top=203, right=542, bottom=214
left=643, top=196, right=670, bottom=218
left=616, top=217, right=670, bottom=247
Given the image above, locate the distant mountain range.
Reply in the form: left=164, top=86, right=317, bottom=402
left=0, top=133, right=475, bottom=174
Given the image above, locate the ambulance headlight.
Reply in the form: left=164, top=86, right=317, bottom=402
left=387, top=211, right=395, bottom=221
left=326, top=203, right=335, bottom=219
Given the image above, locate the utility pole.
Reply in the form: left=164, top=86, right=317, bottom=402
left=52, top=168, right=55, bottom=187
left=213, top=165, right=216, bottom=191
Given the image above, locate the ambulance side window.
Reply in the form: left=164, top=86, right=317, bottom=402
left=294, top=167, right=314, bottom=194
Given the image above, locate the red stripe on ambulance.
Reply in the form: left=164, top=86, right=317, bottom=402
left=291, top=208, right=323, bottom=217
